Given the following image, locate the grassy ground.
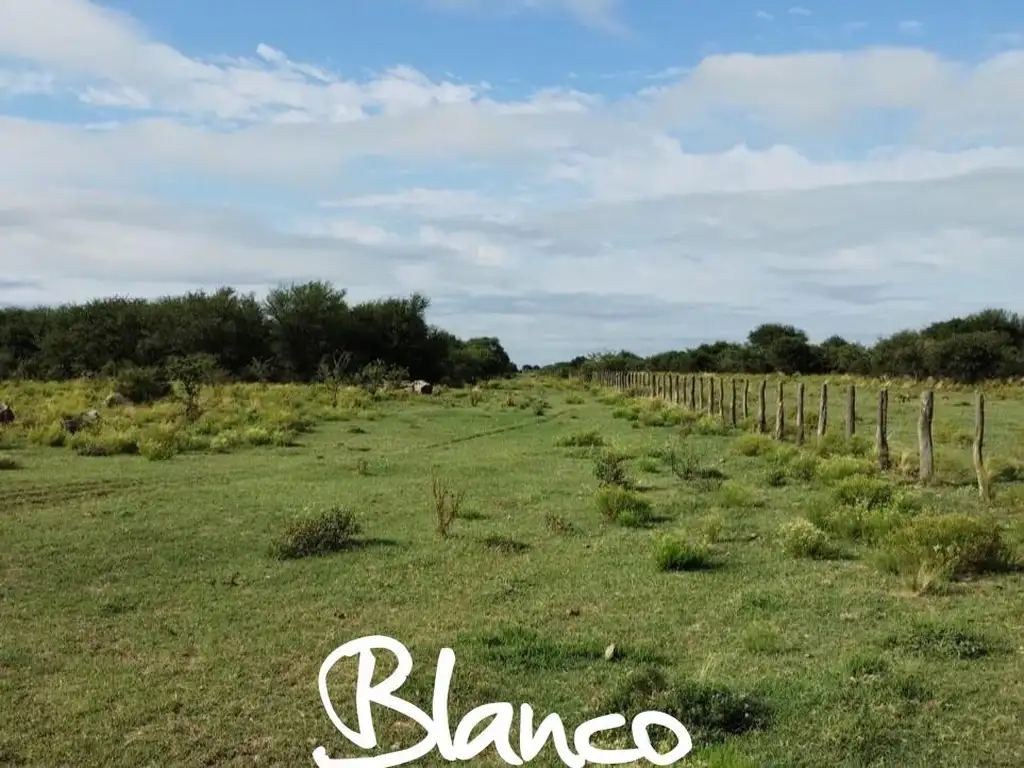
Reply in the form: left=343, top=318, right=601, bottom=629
left=0, top=376, right=1022, bottom=767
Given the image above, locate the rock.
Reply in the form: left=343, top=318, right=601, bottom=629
left=104, top=392, right=130, bottom=407
left=603, top=643, right=618, bottom=661
left=82, top=409, right=100, bottom=422
left=410, top=380, right=433, bottom=395
left=0, top=402, right=14, bottom=425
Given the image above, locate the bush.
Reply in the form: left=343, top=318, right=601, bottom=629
left=817, top=455, right=877, bottom=483
left=0, top=454, right=21, bottom=470
left=115, top=365, right=173, bottom=404
left=595, top=486, right=652, bottom=527
left=779, top=519, right=839, bottom=559
left=716, top=481, right=762, bottom=509
left=878, top=513, right=1015, bottom=579
left=139, top=439, right=177, bottom=461
left=832, top=476, right=894, bottom=509
left=594, top=450, right=630, bottom=488
left=763, top=465, right=787, bottom=487
left=653, top=536, right=717, bottom=571
left=733, top=433, right=776, bottom=457
left=271, top=506, right=361, bottom=559
left=555, top=429, right=604, bottom=448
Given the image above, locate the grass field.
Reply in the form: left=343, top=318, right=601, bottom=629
left=1, top=375, right=1023, bottom=767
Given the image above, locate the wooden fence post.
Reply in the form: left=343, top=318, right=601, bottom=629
left=757, top=380, right=767, bottom=434
left=973, top=391, right=989, bottom=500
left=742, top=379, right=750, bottom=420
left=918, top=390, right=934, bottom=483
left=796, top=382, right=805, bottom=445
left=718, top=378, right=726, bottom=421
left=698, top=377, right=705, bottom=411
left=876, top=389, right=890, bottom=471
left=818, top=382, right=828, bottom=439
left=707, top=377, right=715, bottom=415
left=730, top=379, right=737, bottom=426
left=774, top=381, right=785, bottom=441
left=689, top=376, right=696, bottom=411
left=845, top=384, right=856, bottom=438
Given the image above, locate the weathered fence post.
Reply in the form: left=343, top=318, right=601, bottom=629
left=845, top=384, right=856, bottom=438
left=689, top=375, right=696, bottom=411
left=698, top=377, right=705, bottom=411
left=742, top=379, right=750, bottom=420
left=718, top=378, right=726, bottom=421
left=730, top=379, right=737, bottom=427
left=876, top=389, right=890, bottom=471
left=707, top=377, right=715, bottom=415
left=774, top=381, right=785, bottom=441
left=818, top=382, right=828, bottom=439
left=918, top=390, right=934, bottom=483
left=973, top=391, right=989, bottom=500
left=674, top=374, right=681, bottom=404
left=757, top=380, right=767, bottom=434
left=796, top=382, right=805, bottom=445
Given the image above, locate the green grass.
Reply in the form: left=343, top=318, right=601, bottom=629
left=0, top=375, right=1022, bottom=766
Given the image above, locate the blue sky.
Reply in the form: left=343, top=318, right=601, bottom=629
left=2, top=1, right=1024, bottom=364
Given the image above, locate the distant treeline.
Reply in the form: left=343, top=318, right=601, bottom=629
left=530, top=309, right=1024, bottom=384
left=0, top=282, right=517, bottom=386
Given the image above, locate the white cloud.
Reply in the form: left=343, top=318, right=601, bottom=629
left=756, top=11, right=774, bottom=21
left=3, top=0, right=1024, bottom=362
left=788, top=7, right=812, bottom=16
left=899, top=20, right=924, bottom=35
left=427, top=0, right=624, bottom=33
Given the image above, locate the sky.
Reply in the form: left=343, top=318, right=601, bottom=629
left=1, top=1, right=1023, bottom=365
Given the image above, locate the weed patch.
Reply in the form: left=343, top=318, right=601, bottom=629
left=596, top=667, right=771, bottom=744
left=270, top=506, right=361, bottom=559
left=653, top=536, right=718, bottom=571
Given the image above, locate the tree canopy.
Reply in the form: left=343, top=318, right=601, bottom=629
left=0, top=283, right=518, bottom=386
left=537, top=309, right=1024, bottom=384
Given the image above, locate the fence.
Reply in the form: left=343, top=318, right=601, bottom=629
left=585, top=371, right=995, bottom=499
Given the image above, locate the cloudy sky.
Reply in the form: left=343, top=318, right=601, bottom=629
left=1, top=0, right=1022, bottom=364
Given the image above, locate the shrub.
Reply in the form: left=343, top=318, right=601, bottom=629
left=878, top=513, right=1015, bottom=580
left=72, top=434, right=140, bottom=456
left=115, top=365, right=173, bottom=404
left=139, top=439, right=177, bottom=461
left=733, top=433, right=776, bottom=457
left=817, top=455, right=877, bottom=483
left=270, top=506, right=361, bottom=559
left=763, top=465, right=787, bottom=487
left=595, top=485, right=652, bottom=526
left=594, top=450, right=630, bottom=488
left=0, top=454, right=21, bottom=470
left=431, top=473, right=465, bottom=538
left=555, top=430, right=604, bottom=448
left=779, top=519, right=839, bottom=559
left=832, top=476, right=894, bottom=509
left=716, top=481, right=762, bottom=509
left=653, top=536, right=716, bottom=571
left=786, top=453, right=819, bottom=482
left=699, top=511, right=726, bottom=543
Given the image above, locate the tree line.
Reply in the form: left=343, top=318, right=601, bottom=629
left=531, top=308, right=1024, bottom=384
left=0, top=282, right=517, bottom=388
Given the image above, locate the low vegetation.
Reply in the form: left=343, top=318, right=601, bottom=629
left=1, top=367, right=1022, bottom=766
